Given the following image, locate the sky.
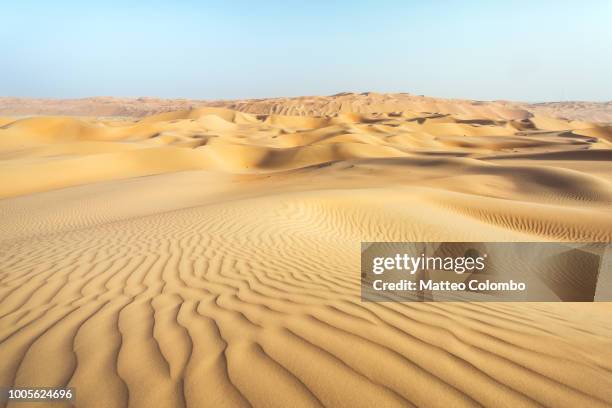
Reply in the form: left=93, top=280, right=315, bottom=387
left=1, top=1, right=611, bottom=102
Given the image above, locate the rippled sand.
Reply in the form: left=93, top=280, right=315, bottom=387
left=1, top=106, right=611, bottom=407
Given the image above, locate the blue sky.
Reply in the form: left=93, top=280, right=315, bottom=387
left=1, top=1, right=610, bottom=101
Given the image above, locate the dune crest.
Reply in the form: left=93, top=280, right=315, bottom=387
left=1, top=106, right=610, bottom=199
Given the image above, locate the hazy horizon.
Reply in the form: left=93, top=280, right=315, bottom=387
left=2, top=92, right=611, bottom=104
left=2, top=1, right=611, bottom=102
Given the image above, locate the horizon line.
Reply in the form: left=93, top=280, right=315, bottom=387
left=1, top=92, right=611, bottom=105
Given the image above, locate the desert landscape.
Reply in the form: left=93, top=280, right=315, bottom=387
left=1, top=93, right=612, bottom=407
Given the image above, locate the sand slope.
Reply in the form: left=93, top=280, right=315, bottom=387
left=1, top=105, right=612, bottom=407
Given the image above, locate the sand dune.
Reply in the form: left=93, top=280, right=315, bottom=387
left=2, top=93, right=612, bottom=123
left=1, top=103, right=611, bottom=407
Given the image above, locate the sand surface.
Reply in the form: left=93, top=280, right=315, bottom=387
left=1, top=105, right=612, bottom=407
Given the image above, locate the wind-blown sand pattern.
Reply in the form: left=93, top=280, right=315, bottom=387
left=1, top=103, right=612, bottom=407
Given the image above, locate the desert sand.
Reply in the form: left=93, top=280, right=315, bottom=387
left=1, top=96, right=612, bottom=407
left=2, top=92, right=612, bottom=123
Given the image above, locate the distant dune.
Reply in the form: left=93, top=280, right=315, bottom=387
left=1, top=99, right=611, bottom=407
left=1, top=92, right=612, bottom=122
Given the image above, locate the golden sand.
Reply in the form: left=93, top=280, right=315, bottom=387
left=1, top=103, right=611, bottom=407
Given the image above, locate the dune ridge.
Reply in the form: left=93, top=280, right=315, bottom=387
left=1, top=107, right=610, bottom=199
left=1, top=102, right=611, bottom=407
